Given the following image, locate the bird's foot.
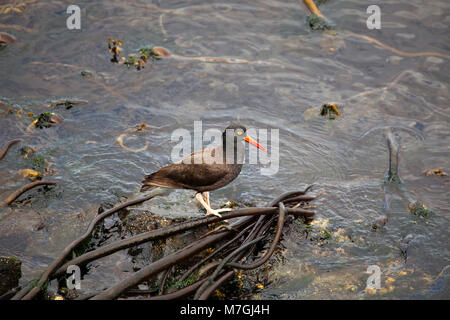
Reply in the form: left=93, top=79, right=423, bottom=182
left=205, top=208, right=231, bottom=218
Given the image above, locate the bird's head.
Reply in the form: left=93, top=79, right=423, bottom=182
left=223, top=123, right=266, bottom=151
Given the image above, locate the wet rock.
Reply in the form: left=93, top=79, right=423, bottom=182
left=97, top=201, right=114, bottom=214
left=387, top=56, right=403, bottom=65
left=80, top=70, right=94, bottom=78
left=103, top=216, right=119, bottom=232
left=424, top=56, right=444, bottom=64
left=128, top=246, right=143, bottom=257
left=0, top=256, right=22, bottom=295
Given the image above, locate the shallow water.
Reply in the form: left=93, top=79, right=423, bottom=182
left=0, top=0, right=449, bottom=299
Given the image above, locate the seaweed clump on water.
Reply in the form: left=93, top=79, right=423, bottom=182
left=108, top=38, right=123, bottom=63
left=307, top=13, right=333, bottom=31
left=320, top=103, right=342, bottom=119
left=35, top=112, right=62, bottom=129
left=123, top=46, right=162, bottom=70
left=408, top=202, right=433, bottom=218
left=108, top=38, right=163, bottom=71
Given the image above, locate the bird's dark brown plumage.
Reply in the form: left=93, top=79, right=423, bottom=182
left=141, top=124, right=247, bottom=193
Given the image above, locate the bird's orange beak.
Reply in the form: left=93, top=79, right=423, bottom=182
left=244, top=135, right=266, bottom=152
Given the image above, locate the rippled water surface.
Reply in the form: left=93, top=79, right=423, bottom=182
left=0, top=0, right=449, bottom=299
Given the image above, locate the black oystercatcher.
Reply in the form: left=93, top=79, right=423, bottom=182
left=141, top=124, right=266, bottom=217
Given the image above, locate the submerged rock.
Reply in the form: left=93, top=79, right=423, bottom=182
left=0, top=256, right=22, bottom=295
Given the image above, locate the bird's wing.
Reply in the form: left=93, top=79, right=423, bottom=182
left=175, top=145, right=222, bottom=165
left=142, top=145, right=230, bottom=190
left=142, top=162, right=229, bottom=190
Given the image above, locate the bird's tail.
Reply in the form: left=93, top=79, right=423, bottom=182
left=140, top=172, right=158, bottom=192
left=140, top=184, right=156, bottom=192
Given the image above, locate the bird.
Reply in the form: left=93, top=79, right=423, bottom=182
left=140, top=124, right=266, bottom=217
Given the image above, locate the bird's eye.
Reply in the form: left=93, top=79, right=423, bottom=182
left=236, top=130, right=243, bottom=135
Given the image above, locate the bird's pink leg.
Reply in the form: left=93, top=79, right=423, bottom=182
left=195, top=193, right=231, bottom=217
left=202, top=192, right=210, bottom=207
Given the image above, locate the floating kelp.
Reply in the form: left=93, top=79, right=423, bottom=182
left=301, top=0, right=450, bottom=60
left=423, top=169, right=447, bottom=177
left=41, top=99, right=88, bottom=109
left=116, top=123, right=149, bottom=153
left=303, top=0, right=325, bottom=19
left=11, top=189, right=316, bottom=300
left=0, top=32, right=16, bottom=45
left=0, top=0, right=36, bottom=15
left=108, top=41, right=304, bottom=73
left=1, top=180, right=57, bottom=207
left=344, top=31, right=450, bottom=60
left=0, top=139, right=21, bottom=161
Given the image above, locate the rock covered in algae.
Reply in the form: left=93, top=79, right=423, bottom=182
left=0, top=256, right=21, bottom=295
